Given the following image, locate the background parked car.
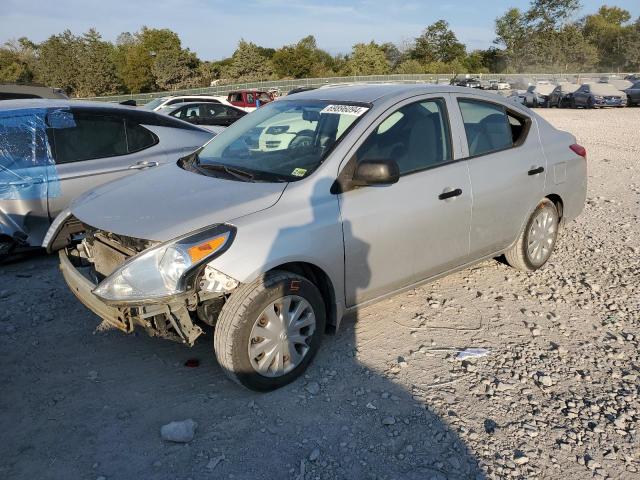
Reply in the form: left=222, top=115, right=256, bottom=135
left=162, top=102, right=247, bottom=133
left=0, top=83, right=68, bottom=100
left=0, top=99, right=213, bottom=257
left=508, top=90, right=527, bottom=105
left=571, top=83, right=627, bottom=108
left=547, top=83, right=580, bottom=108
left=450, top=77, right=481, bottom=88
left=489, top=80, right=511, bottom=90
left=624, top=81, right=640, bottom=106
left=227, top=90, right=274, bottom=111
left=523, top=83, right=556, bottom=107
left=142, top=94, right=231, bottom=111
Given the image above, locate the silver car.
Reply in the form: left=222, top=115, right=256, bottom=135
left=0, top=100, right=213, bottom=257
left=46, top=84, right=587, bottom=391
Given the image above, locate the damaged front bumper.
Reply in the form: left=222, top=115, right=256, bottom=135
left=59, top=249, right=205, bottom=345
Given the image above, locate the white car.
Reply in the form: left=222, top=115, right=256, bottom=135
left=490, top=80, right=511, bottom=90
left=142, top=95, right=232, bottom=112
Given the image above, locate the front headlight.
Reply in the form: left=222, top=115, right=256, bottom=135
left=93, top=224, right=235, bottom=304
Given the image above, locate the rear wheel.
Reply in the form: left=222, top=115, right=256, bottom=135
left=214, top=270, right=326, bottom=391
left=505, top=199, right=559, bottom=271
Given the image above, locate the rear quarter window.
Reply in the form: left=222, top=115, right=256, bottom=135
left=126, top=121, right=158, bottom=152
left=52, top=112, right=127, bottom=164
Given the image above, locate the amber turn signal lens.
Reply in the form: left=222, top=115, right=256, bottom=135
left=187, top=235, right=227, bottom=263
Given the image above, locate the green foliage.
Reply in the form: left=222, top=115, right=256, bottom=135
left=36, top=30, right=81, bottom=95
left=271, top=36, right=333, bottom=78
left=583, top=6, right=638, bottom=71
left=75, top=29, right=121, bottom=97
left=346, top=42, right=389, bottom=75
left=0, top=4, right=637, bottom=98
left=151, top=49, right=200, bottom=90
left=410, top=20, right=466, bottom=64
left=223, top=40, right=273, bottom=82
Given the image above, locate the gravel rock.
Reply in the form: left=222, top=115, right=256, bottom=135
left=305, top=382, right=320, bottom=395
left=160, top=419, right=197, bottom=443
left=381, top=416, right=396, bottom=426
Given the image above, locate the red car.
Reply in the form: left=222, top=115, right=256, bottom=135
left=227, top=90, right=273, bottom=111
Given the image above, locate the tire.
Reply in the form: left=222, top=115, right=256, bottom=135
left=214, top=270, right=326, bottom=391
left=504, top=199, right=559, bottom=272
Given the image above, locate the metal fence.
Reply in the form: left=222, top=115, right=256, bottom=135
left=83, top=73, right=629, bottom=105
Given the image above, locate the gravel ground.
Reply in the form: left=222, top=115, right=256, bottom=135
left=1, top=108, right=639, bottom=480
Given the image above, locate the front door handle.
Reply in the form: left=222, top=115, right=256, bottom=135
left=438, top=188, right=463, bottom=200
left=528, top=166, right=544, bottom=176
left=129, top=161, right=159, bottom=170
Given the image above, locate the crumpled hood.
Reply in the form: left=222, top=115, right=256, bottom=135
left=70, top=162, right=286, bottom=241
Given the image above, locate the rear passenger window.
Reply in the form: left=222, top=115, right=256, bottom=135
left=458, top=100, right=513, bottom=157
left=507, top=111, right=527, bottom=145
left=126, top=121, right=157, bottom=152
left=52, top=113, right=127, bottom=164
left=356, top=98, right=451, bottom=175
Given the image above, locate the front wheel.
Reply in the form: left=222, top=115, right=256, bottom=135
left=505, top=199, right=559, bottom=271
left=214, top=270, right=326, bottom=391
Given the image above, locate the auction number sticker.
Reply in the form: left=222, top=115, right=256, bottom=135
left=320, top=104, right=369, bottom=116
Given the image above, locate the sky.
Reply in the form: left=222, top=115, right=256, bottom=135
left=1, top=0, right=639, bottom=60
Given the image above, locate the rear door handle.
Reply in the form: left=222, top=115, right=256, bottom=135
left=438, top=188, right=463, bottom=200
left=528, top=166, right=544, bottom=176
left=129, top=161, right=159, bottom=170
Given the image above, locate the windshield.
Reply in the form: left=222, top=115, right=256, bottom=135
left=192, top=100, right=369, bottom=182
left=142, top=97, right=167, bottom=110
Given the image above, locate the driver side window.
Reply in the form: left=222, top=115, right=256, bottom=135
left=356, top=98, right=452, bottom=175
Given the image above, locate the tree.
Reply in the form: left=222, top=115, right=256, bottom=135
left=75, top=29, right=121, bottom=97
left=525, top=0, right=581, bottom=30
left=0, top=38, right=38, bottom=84
left=380, top=42, right=402, bottom=70
left=583, top=6, right=635, bottom=71
left=151, top=48, right=199, bottom=90
left=113, top=27, right=186, bottom=93
left=224, top=40, right=273, bottom=81
left=464, top=50, right=490, bottom=73
left=37, top=30, right=81, bottom=94
left=495, top=8, right=532, bottom=71
left=411, top=20, right=466, bottom=64
left=394, top=59, right=425, bottom=74
left=346, top=42, right=389, bottom=75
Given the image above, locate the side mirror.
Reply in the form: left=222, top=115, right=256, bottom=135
left=352, top=159, right=400, bottom=187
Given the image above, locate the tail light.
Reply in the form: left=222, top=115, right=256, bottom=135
left=570, top=143, right=586, bottom=159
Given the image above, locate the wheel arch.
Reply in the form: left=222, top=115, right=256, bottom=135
left=545, top=193, right=564, bottom=222
left=268, top=261, right=338, bottom=330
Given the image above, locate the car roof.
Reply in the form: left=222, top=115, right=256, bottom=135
left=284, top=83, right=503, bottom=104
left=0, top=98, right=137, bottom=111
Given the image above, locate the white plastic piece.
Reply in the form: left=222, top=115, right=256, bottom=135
left=201, top=264, right=239, bottom=293
left=455, top=348, right=491, bottom=360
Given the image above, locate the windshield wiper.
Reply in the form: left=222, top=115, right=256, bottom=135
left=196, top=163, right=255, bottom=181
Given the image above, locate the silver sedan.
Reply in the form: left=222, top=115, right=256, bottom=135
left=47, top=84, right=587, bottom=391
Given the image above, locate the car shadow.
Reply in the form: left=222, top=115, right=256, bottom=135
left=0, top=179, right=485, bottom=480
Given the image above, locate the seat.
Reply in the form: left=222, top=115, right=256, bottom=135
left=404, top=113, right=441, bottom=173
left=469, top=113, right=511, bottom=156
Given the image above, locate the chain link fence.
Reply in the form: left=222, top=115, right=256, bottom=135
left=83, top=73, right=630, bottom=105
